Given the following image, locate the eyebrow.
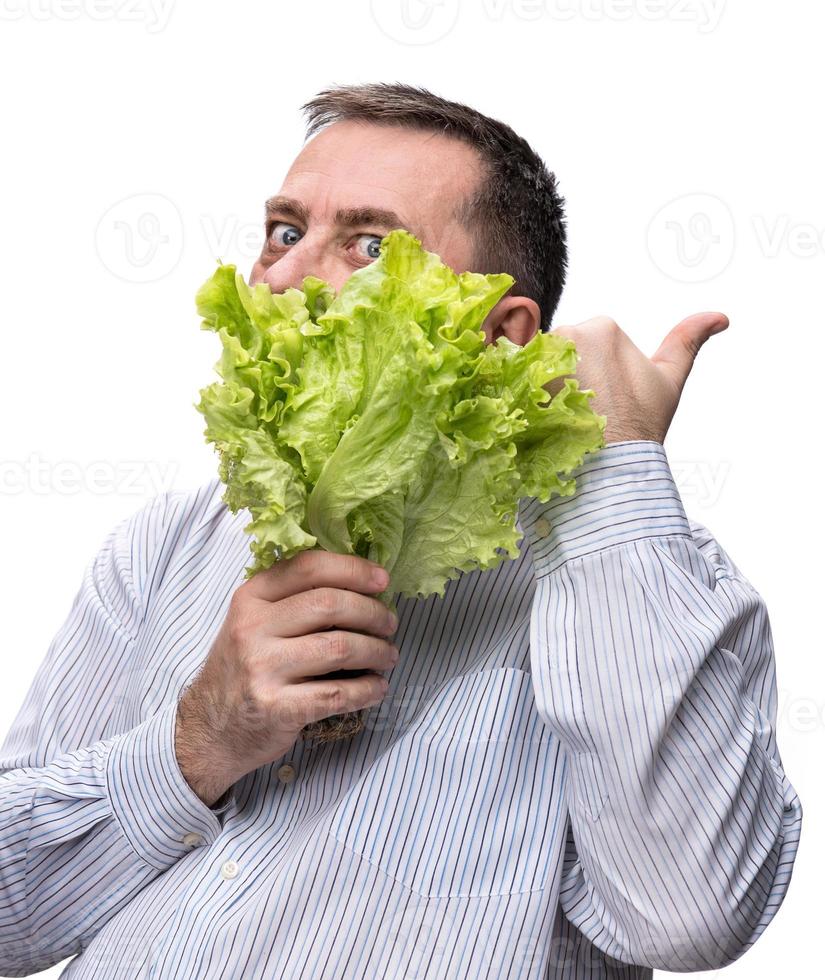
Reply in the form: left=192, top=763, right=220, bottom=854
left=265, top=196, right=408, bottom=233
left=265, top=196, right=310, bottom=225
left=335, top=205, right=406, bottom=231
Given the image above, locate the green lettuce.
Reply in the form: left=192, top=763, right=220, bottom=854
left=194, top=229, right=606, bottom=605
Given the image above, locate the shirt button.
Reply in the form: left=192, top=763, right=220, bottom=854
left=182, top=832, right=204, bottom=849
left=220, top=859, right=239, bottom=880
left=533, top=517, right=551, bottom=537
left=277, top=763, right=296, bottom=784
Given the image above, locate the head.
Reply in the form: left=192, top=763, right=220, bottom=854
left=249, top=83, right=568, bottom=345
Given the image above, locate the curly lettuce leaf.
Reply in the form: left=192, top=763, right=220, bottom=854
left=194, top=229, right=606, bottom=601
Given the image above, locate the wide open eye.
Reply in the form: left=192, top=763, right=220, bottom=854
left=354, top=234, right=383, bottom=261
left=269, top=222, right=303, bottom=248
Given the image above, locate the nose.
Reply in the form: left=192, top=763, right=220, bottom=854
left=257, top=236, right=344, bottom=295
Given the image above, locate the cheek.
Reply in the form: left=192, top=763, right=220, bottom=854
left=323, top=262, right=355, bottom=293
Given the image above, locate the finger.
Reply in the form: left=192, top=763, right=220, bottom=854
left=275, top=631, right=399, bottom=681
left=650, top=312, right=729, bottom=389
left=244, top=548, right=389, bottom=603
left=291, top=672, right=390, bottom=726
left=262, top=587, right=397, bottom=640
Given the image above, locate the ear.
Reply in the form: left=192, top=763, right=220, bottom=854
left=482, top=295, right=542, bottom=346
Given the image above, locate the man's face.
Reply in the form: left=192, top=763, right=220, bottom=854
left=249, top=119, right=482, bottom=298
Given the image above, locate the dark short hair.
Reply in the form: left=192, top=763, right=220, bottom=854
left=301, top=82, right=567, bottom=332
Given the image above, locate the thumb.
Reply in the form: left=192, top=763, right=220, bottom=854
left=650, top=312, right=729, bottom=389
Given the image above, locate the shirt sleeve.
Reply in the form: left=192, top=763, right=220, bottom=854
left=0, top=494, right=234, bottom=976
left=519, top=439, right=802, bottom=973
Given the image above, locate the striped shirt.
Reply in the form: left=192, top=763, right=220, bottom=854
left=0, top=440, right=801, bottom=978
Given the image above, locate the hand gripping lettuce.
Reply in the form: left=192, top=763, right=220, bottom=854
left=195, top=230, right=606, bottom=613
left=195, top=231, right=606, bottom=742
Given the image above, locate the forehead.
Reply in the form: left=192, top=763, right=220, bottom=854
left=278, top=120, right=484, bottom=225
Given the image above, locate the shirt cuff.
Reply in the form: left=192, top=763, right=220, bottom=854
left=106, top=700, right=232, bottom=871
left=518, top=439, right=692, bottom=575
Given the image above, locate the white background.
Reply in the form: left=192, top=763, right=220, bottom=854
left=0, top=1, right=820, bottom=976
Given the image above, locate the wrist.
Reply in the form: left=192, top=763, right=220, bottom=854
left=604, top=428, right=663, bottom=445
left=174, top=698, right=239, bottom=807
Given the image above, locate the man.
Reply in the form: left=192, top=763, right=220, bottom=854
left=0, top=84, right=801, bottom=978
